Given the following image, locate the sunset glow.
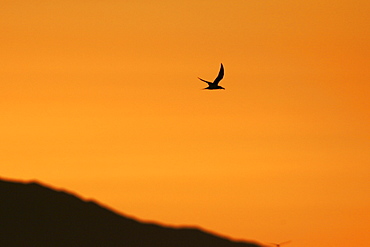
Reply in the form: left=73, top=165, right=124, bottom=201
left=1, top=1, right=369, bottom=246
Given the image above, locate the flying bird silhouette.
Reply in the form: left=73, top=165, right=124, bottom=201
left=198, top=63, right=225, bottom=90
left=268, top=241, right=291, bottom=247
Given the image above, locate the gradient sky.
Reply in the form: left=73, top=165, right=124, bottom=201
left=1, top=1, right=369, bottom=246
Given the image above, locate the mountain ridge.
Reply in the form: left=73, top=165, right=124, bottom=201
left=0, top=178, right=262, bottom=247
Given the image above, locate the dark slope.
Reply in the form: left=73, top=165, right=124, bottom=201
left=0, top=179, right=261, bottom=247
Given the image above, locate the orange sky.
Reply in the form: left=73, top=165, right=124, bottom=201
left=1, top=1, right=369, bottom=246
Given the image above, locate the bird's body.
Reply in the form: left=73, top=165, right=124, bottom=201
left=198, top=63, right=225, bottom=90
left=269, top=241, right=291, bottom=247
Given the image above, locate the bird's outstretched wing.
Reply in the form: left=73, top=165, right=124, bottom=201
left=278, top=241, right=291, bottom=246
left=213, top=63, right=224, bottom=85
left=268, top=241, right=291, bottom=247
left=198, top=77, right=212, bottom=85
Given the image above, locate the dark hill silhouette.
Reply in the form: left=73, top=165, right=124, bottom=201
left=0, top=178, right=261, bottom=247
